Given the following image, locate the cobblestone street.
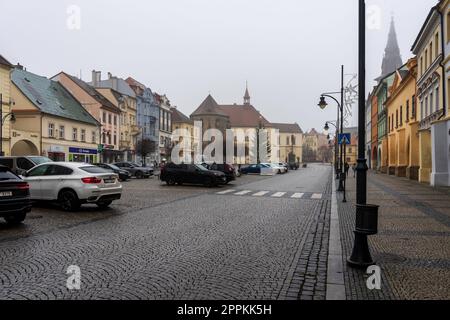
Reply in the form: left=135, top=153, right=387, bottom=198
left=0, top=164, right=333, bottom=300
left=337, top=171, right=450, bottom=300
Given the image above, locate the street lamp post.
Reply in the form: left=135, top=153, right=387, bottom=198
left=347, top=0, right=379, bottom=269
left=318, top=89, right=345, bottom=192
left=324, top=121, right=339, bottom=179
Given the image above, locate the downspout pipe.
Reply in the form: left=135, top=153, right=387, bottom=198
left=439, top=8, right=447, bottom=118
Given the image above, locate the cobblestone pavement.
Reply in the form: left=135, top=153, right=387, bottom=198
left=0, top=164, right=333, bottom=300
left=337, top=171, right=450, bottom=300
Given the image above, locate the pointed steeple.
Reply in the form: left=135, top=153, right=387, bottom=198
left=244, top=82, right=251, bottom=105
left=380, top=16, right=403, bottom=79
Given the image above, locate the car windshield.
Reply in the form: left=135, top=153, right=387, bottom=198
left=81, top=166, right=111, bottom=174
left=28, top=157, right=53, bottom=165
left=130, top=163, right=140, bottom=167
left=195, top=164, right=209, bottom=171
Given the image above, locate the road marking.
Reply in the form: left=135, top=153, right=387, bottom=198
left=253, top=191, right=270, bottom=197
left=235, top=190, right=252, bottom=196
left=271, top=192, right=286, bottom=198
left=217, top=189, right=235, bottom=195
left=312, top=193, right=323, bottom=199
left=291, top=193, right=305, bottom=199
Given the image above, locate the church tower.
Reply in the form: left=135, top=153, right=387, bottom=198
left=244, top=82, right=251, bottom=105
left=379, top=17, right=403, bottom=80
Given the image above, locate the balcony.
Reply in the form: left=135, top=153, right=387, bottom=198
left=419, top=109, right=444, bottom=130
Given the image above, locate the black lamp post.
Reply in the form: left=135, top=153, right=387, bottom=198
left=318, top=91, right=345, bottom=192
left=324, top=121, right=339, bottom=178
left=347, top=0, right=379, bottom=269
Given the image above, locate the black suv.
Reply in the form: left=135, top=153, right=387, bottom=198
left=160, top=163, right=227, bottom=187
left=202, top=163, right=236, bottom=184
left=0, top=166, right=32, bottom=225
left=113, top=162, right=154, bottom=179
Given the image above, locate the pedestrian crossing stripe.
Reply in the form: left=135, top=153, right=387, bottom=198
left=215, top=190, right=325, bottom=200
left=217, top=189, right=236, bottom=195
left=234, top=190, right=252, bottom=196
left=271, top=192, right=286, bottom=198
left=253, top=191, right=270, bottom=197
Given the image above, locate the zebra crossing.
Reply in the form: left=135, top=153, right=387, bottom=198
left=216, top=189, right=324, bottom=200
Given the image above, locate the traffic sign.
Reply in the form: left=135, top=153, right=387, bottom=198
left=338, top=133, right=351, bottom=145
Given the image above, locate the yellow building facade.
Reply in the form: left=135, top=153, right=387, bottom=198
left=412, top=6, right=444, bottom=184
left=0, top=55, right=14, bottom=156
left=386, top=58, right=420, bottom=180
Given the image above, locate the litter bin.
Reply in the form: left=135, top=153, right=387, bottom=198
left=355, top=204, right=379, bottom=235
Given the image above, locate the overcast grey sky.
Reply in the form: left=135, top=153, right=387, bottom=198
left=0, top=0, right=437, bottom=133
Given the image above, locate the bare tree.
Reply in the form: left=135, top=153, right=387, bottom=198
left=136, top=139, right=157, bottom=167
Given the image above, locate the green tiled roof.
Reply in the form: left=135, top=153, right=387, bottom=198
left=12, top=69, right=99, bottom=126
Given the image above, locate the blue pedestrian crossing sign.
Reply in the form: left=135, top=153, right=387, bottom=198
left=338, top=133, right=351, bottom=145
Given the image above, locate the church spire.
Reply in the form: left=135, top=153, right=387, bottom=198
left=380, top=16, right=403, bottom=79
left=244, top=81, right=251, bottom=105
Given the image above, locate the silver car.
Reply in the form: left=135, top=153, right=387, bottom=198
left=22, top=162, right=122, bottom=211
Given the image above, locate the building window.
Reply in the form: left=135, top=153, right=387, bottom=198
left=430, top=91, right=434, bottom=113
left=59, top=126, right=65, bottom=139
left=396, top=110, right=398, bottom=128
left=400, top=106, right=403, bottom=125
left=108, top=114, right=112, bottom=125
left=425, top=49, right=428, bottom=69
left=72, top=128, right=78, bottom=141
left=48, top=123, right=55, bottom=138
left=406, top=101, right=410, bottom=121
left=92, top=131, right=97, bottom=144
left=436, top=87, right=440, bottom=111
left=412, top=95, right=416, bottom=119
left=114, top=134, right=117, bottom=146
left=81, top=129, right=86, bottom=142
left=425, top=97, right=428, bottom=117
left=420, top=57, right=423, bottom=77
left=102, top=112, right=106, bottom=123
left=430, top=43, right=433, bottom=63
left=114, top=115, right=117, bottom=126
left=435, top=33, right=439, bottom=58
left=286, top=137, right=290, bottom=145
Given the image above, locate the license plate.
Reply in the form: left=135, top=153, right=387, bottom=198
left=0, top=191, right=13, bottom=197
left=104, top=179, right=115, bottom=184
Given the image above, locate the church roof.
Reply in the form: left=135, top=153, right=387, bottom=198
left=191, top=94, right=227, bottom=116
left=171, top=107, right=193, bottom=124
left=271, top=123, right=303, bottom=134
left=377, top=17, right=403, bottom=81
left=217, top=104, right=272, bottom=128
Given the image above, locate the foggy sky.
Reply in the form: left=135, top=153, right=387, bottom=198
left=0, top=0, right=437, bottom=133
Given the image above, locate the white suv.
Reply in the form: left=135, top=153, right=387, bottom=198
left=22, top=162, right=123, bottom=211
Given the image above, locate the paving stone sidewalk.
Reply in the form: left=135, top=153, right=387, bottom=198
left=336, top=171, right=450, bottom=300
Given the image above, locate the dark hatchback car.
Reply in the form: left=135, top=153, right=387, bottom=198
left=202, top=163, right=236, bottom=184
left=160, top=163, right=227, bottom=187
left=0, top=166, right=32, bottom=225
left=113, top=162, right=154, bottom=179
left=94, top=163, right=131, bottom=181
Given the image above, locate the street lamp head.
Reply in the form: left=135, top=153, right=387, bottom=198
left=324, top=122, right=330, bottom=131
left=318, top=96, right=328, bottom=110
left=10, top=113, right=16, bottom=123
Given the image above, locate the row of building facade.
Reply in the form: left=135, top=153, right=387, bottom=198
left=366, top=1, right=450, bottom=187
left=0, top=55, right=323, bottom=165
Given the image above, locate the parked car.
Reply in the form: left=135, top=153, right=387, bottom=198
left=160, top=163, right=227, bottom=187
left=94, top=163, right=131, bottom=181
left=263, top=163, right=287, bottom=174
left=113, top=162, right=153, bottom=179
left=0, top=165, right=32, bottom=225
left=278, top=163, right=289, bottom=172
left=0, top=156, right=53, bottom=175
left=201, top=163, right=236, bottom=184
left=240, top=164, right=271, bottom=175
left=21, top=162, right=122, bottom=211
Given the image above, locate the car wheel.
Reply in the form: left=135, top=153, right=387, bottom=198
left=166, top=177, right=176, bottom=186
left=59, top=190, right=81, bottom=212
left=135, top=171, right=144, bottom=179
left=204, top=177, right=215, bottom=188
left=4, top=212, right=27, bottom=225
left=96, top=200, right=113, bottom=210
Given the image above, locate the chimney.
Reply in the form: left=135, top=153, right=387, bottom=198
left=111, top=76, right=118, bottom=91
left=15, top=63, right=24, bottom=70
left=92, top=70, right=101, bottom=87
